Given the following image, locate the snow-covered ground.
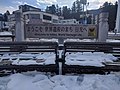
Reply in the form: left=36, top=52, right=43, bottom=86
left=0, top=72, right=120, bottom=90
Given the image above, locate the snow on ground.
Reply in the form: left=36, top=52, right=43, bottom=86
left=0, top=73, right=120, bottom=90
left=65, top=52, right=118, bottom=67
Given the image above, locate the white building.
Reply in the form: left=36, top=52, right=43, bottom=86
left=8, top=5, right=62, bottom=30
left=57, top=19, right=79, bottom=24
left=0, top=21, right=4, bottom=30
left=0, top=21, right=9, bottom=31
left=8, top=4, right=79, bottom=32
left=23, top=11, right=59, bottom=24
left=0, top=14, right=4, bottom=31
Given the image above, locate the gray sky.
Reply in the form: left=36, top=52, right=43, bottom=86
left=0, top=0, right=117, bottom=14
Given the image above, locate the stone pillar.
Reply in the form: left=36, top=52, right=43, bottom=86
left=15, top=12, right=24, bottom=41
left=115, top=0, right=120, bottom=33
left=98, top=13, right=109, bottom=42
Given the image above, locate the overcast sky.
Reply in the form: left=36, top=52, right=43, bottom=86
left=0, top=0, right=117, bottom=14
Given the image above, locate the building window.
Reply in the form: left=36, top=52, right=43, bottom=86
left=30, top=14, right=40, bottom=19
left=62, top=21, right=66, bottom=23
left=43, top=15, right=51, bottom=21
left=52, top=19, right=58, bottom=23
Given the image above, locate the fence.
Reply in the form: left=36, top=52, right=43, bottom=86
left=0, top=41, right=120, bottom=75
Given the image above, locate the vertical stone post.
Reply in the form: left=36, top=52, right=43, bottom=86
left=15, top=12, right=24, bottom=41
left=115, top=0, right=120, bottom=32
left=98, top=13, right=109, bottom=42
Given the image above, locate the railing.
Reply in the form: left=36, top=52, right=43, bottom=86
left=62, top=41, right=120, bottom=74
left=0, top=41, right=120, bottom=75
left=0, top=41, right=59, bottom=74
left=0, top=35, right=15, bottom=41
left=0, top=41, right=58, bottom=53
left=63, top=41, right=120, bottom=59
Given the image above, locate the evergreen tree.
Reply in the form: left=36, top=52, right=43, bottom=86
left=76, top=0, right=82, bottom=13
left=45, top=6, right=49, bottom=13
left=58, top=7, right=62, bottom=16
left=45, top=4, right=56, bottom=15
left=62, top=6, right=71, bottom=19
left=56, top=4, right=62, bottom=16
left=3, top=10, right=10, bottom=21
left=56, top=4, right=59, bottom=15
left=72, top=2, right=76, bottom=13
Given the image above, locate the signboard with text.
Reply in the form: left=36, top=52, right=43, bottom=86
left=25, top=24, right=97, bottom=39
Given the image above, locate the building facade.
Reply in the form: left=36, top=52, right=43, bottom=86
left=8, top=4, right=80, bottom=32
left=57, top=19, right=79, bottom=24
left=0, top=14, right=4, bottom=31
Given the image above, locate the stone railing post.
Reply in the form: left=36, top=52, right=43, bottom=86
left=98, top=13, right=109, bottom=42
left=15, top=12, right=24, bottom=41
left=115, top=0, right=120, bottom=33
